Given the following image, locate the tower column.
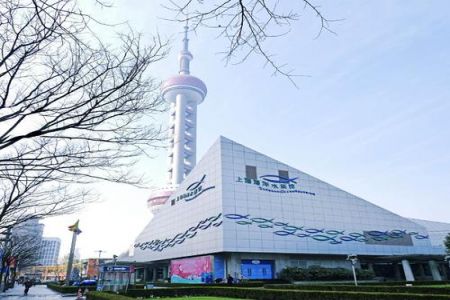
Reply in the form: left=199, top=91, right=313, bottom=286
left=172, top=93, right=187, bottom=185
left=186, top=103, right=197, bottom=167
left=149, top=25, right=207, bottom=213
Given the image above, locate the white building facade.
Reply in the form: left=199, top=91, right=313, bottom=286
left=122, top=28, right=449, bottom=284
left=128, top=137, right=449, bottom=282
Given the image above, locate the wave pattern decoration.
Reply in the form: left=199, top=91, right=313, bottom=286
left=224, top=213, right=429, bottom=245
left=134, top=213, right=222, bottom=252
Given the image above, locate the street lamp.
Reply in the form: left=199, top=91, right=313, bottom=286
left=445, top=255, right=450, bottom=270
left=347, top=254, right=359, bottom=286
left=112, top=255, right=118, bottom=290
left=95, top=250, right=106, bottom=276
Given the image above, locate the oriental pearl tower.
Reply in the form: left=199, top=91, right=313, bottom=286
left=147, top=26, right=207, bottom=213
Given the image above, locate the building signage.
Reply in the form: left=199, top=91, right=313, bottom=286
left=171, top=174, right=215, bottom=206
left=102, top=265, right=131, bottom=272
left=236, top=174, right=315, bottom=196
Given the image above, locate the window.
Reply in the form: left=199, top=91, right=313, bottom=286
left=278, top=170, right=289, bottom=180
left=290, top=260, right=307, bottom=268
left=245, top=165, right=257, bottom=179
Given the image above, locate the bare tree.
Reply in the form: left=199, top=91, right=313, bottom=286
left=0, top=224, right=41, bottom=290
left=0, top=0, right=169, bottom=231
left=165, top=0, right=337, bottom=85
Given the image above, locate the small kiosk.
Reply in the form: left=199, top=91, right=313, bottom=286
left=97, top=265, right=135, bottom=292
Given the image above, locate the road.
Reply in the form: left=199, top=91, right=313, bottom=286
left=1, top=284, right=76, bottom=299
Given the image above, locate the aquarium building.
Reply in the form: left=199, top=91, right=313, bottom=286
left=120, top=28, right=450, bottom=284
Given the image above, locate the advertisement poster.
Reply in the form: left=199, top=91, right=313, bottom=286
left=87, top=258, right=98, bottom=278
left=170, top=255, right=213, bottom=283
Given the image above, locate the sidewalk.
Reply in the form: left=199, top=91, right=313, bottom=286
left=1, top=284, right=75, bottom=299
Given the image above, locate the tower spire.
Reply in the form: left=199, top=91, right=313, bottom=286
left=148, top=25, right=207, bottom=213
left=178, top=24, right=193, bottom=75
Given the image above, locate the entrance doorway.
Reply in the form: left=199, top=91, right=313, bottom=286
left=240, top=260, right=274, bottom=280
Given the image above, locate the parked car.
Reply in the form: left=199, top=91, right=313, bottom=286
left=79, top=280, right=97, bottom=286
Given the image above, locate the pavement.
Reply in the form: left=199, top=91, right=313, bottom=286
left=1, top=284, right=77, bottom=299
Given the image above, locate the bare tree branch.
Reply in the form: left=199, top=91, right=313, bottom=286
left=0, top=0, right=169, bottom=230
left=164, top=0, right=340, bottom=86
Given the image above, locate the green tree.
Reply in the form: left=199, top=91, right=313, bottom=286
left=444, top=233, right=450, bottom=254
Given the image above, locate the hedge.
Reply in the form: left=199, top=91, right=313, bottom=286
left=360, top=281, right=450, bottom=286
left=47, top=283, right=79, bottom=293
left=47, top=282, right=96, bottom=294
left=118, top=287, right=450, bottom=299
left=87, top=291, right=132, bottom=300
left=264, top=284, right=450, bottom=295
left=154, top=281, right=266, bottom=288
left=280, top=266, right=375, bottom=282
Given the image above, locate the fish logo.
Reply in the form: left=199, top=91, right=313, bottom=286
left=259, top=175, right=298, bottom=184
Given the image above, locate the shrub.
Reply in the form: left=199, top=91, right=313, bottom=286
left=356, top=269, right=376, bottom=280
left=118, top=287, right=450, bottom=299
left=154, top=281, right=265, bottom=288
left=264, top=284, right=450, bottom=295
left=127, top=284, right=145, bottom=289
left=279, top=266, right=375, bottom=282
left=361, top=280, right=450, bottom=286
left=47, top=282, right=97, bottom=294
left=87, top=291, right=133, bottom=300
left=47, top=283, right=80, bottom=293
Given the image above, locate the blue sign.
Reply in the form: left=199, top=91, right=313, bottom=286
left=103, top=266, right=130, bottom=272
left=236, top=174, right=315, bottom=196
left=171, top=175, right=215, bottom=206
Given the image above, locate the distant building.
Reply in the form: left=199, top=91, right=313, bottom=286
left=38, top=238, right=61, bottom=266
left=12, top=219, right=45, bottom=277
left=13, top=219, right=44, bottom=241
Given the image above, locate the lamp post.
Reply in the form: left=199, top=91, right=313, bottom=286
left=95, top=250, right=106, bottom=265
left=112, top=255, right=118, bottom=290
left=347, top=254, right=359, bottom=286
left=95, top=250, right=106, bottom=277
left=445, top=255, right=450, bottom=276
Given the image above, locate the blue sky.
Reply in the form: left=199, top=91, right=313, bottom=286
left=44, top=0, right=450, bottom=259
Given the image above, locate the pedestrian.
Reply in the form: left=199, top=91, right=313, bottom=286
left=76, top=288, right=83, bottom=300
left=23, top=279, right=32, bottom=295
left=226, top=274, right=234, bottom=285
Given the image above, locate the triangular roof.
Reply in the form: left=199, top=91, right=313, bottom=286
left=128, top=136, right=442, bottom=263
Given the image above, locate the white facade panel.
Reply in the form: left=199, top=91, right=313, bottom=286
left=132, top=139, right=223, bottom=262
left=130, top=136, right=444, bottom=264
left=219, top=137, right=439, bottom=256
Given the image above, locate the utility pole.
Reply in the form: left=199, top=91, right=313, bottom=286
left=95, top=250, right=106, bottom=278
left=65, top=221, right=81, bottom=286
